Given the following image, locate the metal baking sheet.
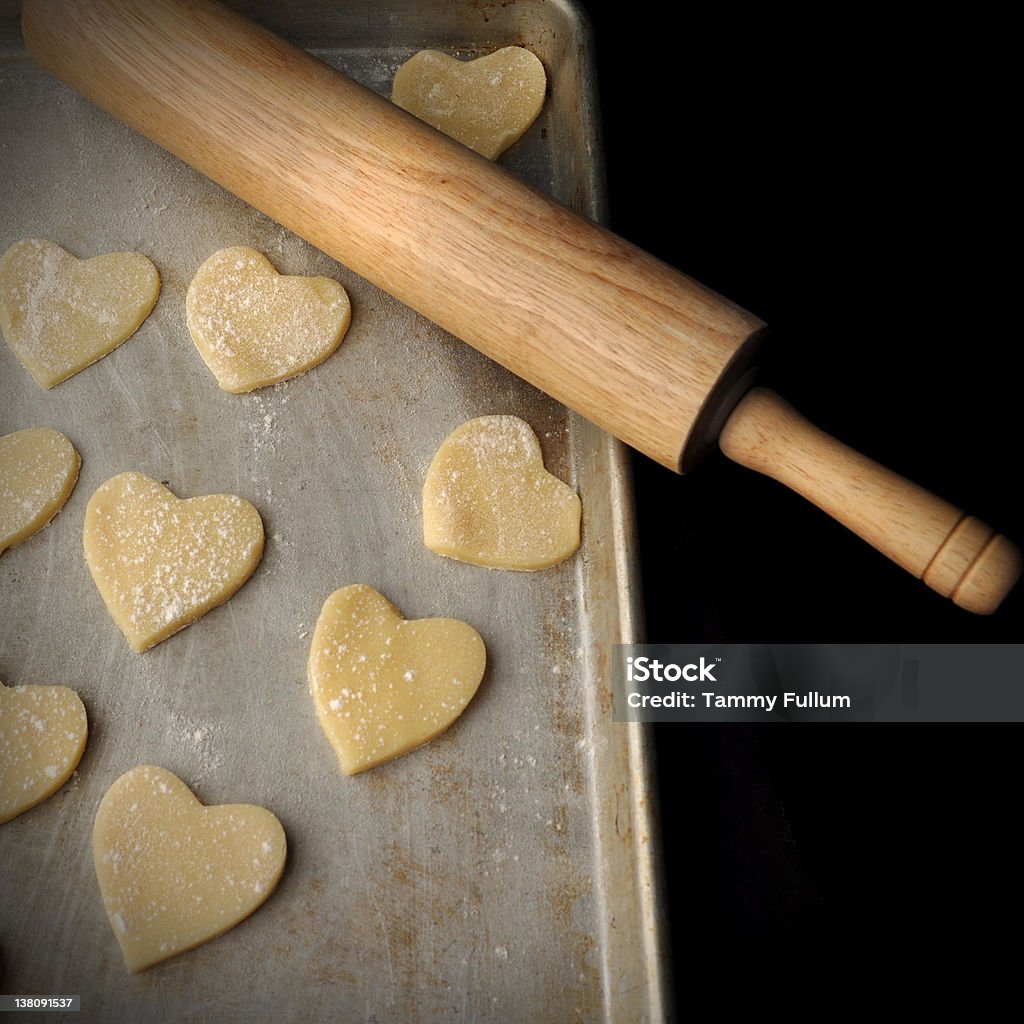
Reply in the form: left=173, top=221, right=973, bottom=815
left=0, top=1, right=669, bottom=1020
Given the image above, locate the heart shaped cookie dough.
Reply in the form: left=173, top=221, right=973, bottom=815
left=93, top=765, right=286, bottom=972
left=308, top=584, right=486, bottom=775
left=0, top=680, right=87, bottom=824
left=0, top=238, right=160, bottom=389
left=1, top=427, right=80, bottom=555
left=392, top=46, right=546, bottom=159
left=186, top=246, right=351, bottom=393
left=84, top=472, right=264, bottom=652
left=423, top=415, right=581, bottom=570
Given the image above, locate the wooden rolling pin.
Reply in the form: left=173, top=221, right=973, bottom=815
left=21, top=0, right=1020, bottom=613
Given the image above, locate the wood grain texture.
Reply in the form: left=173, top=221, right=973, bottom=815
left=719, top=388, right=1022, bottom=614
left=21, top=0, right=763, bottom=472
left=23, top=0, right=1018, bottom=612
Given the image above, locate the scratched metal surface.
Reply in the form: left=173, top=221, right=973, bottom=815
left=0, top=2, right=668, bottom=1021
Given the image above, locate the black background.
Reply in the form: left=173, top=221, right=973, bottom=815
left=580, top=0, right=1020, bottom=1002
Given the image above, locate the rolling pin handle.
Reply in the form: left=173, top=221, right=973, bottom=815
left=718, top=387, right=1022, bottom=614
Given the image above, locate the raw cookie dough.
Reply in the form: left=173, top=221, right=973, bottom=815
left=423, top=415, right=581, bottom=570
left=0, top=238, right=160, bottom=388
left=0, top=427, right=80, bottom=555
left=392, top=47, right=547, bottom=159
left=0, top=680, right=87, bottom=824
left=186, top=246, right=351, bottom=393
left=83, top=472, right=264, bottom=652
left=308, top=584, right=486, bottom=775
left=93, top=765, right=286, bottom=972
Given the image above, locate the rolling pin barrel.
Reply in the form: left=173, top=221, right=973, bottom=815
left=21, top=0, right=1020, bottom=613
left=21, top=0, right=763, bottom=474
